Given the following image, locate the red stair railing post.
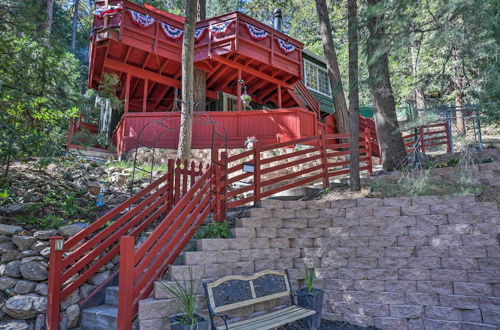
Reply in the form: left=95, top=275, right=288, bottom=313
left=253, top=142, right=261, bottom=205
left=117, top=236, right=135, bottom=330
left=364, top=128, right=373, bottom=176
left=319, top=134, right=329, bottom=188
left=46, top=236, right=64, bottom=330
left=218, top=151, right=228, bottom=220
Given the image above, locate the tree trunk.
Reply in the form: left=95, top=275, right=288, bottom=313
left=453, top=49, right=466, bottom=135
left=347, top=0, right=360, bottom=191
left=193, top=0, right=207, bottom=113
left=314, top=0, right=349, bottom=134
left=71, top=0, right=80, bottom=51
left=366, top=0, right=407, bottom=172
left=44, top=0, right=54, bottom=37
left=177, top=0, right=198, bottom=161
left=411, top=35, right=425, bottom=118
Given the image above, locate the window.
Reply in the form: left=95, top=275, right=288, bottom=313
left=304, top=60, right=331, bottom=96
left=222, top=93, right=237, bottom=111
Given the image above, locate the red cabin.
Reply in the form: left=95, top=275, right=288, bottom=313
left=78, top=0, right=336, bottom=156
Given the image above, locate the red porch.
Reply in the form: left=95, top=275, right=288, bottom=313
left=80, top=0, right=325, bottom=155
left=112, top=108, right=320, bottom=155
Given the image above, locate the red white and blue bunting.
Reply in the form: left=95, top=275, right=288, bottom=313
left=194, top=27, right=208, bottom=42
left=275, top=37, right=296, bottom=54
left=209, top=20, right=234, bottom=37
left=93, top=4, right=122, bottom=19
left=160, top=22, right=183, bottom=40
left=245, top=23, right=269, bottom=40
left=127, top=9, right=155, bottom=29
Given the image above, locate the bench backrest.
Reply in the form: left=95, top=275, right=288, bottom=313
left=204, top=270, right=292, bottom=314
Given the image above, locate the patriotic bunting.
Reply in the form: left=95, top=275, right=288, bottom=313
left=93, top=4, right=122, bottom=19
left=275, top=37, right=296, bottom=54
left=194, top=27, right=208, bottom=42
left=127, top=9, right=155, bottom=29
left=209, top=20, right=234, bottom=37
left=245, top=23, right=269, bottom=40
left=160, top=22, right=183, bottom=40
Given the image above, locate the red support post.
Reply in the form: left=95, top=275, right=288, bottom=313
left=217, top=152, right=228, bottom=221
left=46, top=236, right=64, bottom=330
left=319, top=134, right=329, bottom=188
left=364, top=128, right=373, bottom=176
left=117, top=236, right=135, bottom=330
left=253, top=142, right=261, bottom=205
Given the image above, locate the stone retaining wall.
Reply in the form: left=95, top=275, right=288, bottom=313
left=141, top=195, right=500, bottom=329
left=0, top=224, right=119, bottom=329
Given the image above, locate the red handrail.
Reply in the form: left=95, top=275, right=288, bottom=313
left=46, top=159, right=205, bottom=329
left=117, top=168, right=214, bottom=328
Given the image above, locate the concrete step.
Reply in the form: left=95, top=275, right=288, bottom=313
left=104, top=286, right=119, bottom=307
left=81, top=304, right=118, bottom=330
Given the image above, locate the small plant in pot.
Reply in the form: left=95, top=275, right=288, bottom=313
left=296, top=267, right=323, bottom=329
left=159, top=268, right=209, bottom=330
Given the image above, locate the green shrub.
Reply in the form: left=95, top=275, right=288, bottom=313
left=195, top=221, right=231, bottom=239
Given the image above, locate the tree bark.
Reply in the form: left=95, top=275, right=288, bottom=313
left=193, top=0, right=207, bottom=112
left=44, top=0, right=54, bottom=37
left=347, top=0, right=360, bottom=191
left=453, top=49, right=466, bottom=135
left=314, top=0, right=349, bottom=134
left=411, top=35, right=425, bottom=118
left=177, top=0, right=198, bottom=161
left=71, top=0, right=80, bottom=51
left=366, top=0, right=407, bottom=172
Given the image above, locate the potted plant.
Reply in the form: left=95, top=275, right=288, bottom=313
left=296, top=267, right=323, bottom=329
left=159, top=269, right=209, bottom=330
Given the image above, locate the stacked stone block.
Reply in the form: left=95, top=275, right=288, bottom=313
left=138, top=195, right=500, bottom=330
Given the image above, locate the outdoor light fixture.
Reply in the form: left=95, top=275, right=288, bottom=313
left=54, top=239, right=64, bottom=251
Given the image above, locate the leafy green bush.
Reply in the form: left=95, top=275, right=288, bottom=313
left=195, top=221, right=231, bottom=239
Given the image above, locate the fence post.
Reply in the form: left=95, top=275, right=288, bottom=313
left=216, top=152, right=228, bottom=221
left=117, top=236, right=135, bottom=330
left=319, top=134, right=329, bottom=188
left=46, top=236, right=64, bottom=330
left=364, top=128, right=373, bottom=176
left=253, top=142, right=261, bottom=205
left=419, top=127, right=426, bottom=153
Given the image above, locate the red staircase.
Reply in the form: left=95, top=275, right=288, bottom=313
left=47, top=132, right=373, bottom=329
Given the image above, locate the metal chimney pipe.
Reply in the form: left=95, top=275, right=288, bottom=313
left=273, top=8, right=282, bottom=32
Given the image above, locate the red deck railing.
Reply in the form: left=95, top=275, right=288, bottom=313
left=112, top=108, right=318, bottom=156
left=48, top=132, right=373, bottom=329
left=403, top=122, right=451, bottom=153
left=46, top=159, right=206, bottom=329
left=225, top=130, right=373, bottom=209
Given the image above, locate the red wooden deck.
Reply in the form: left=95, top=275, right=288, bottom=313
left=89, top=1, right=306, bottom=113
left=112, top=108, right=318, bottom=155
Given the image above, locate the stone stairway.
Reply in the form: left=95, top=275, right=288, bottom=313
left=81, top=286, right=120, bottom=329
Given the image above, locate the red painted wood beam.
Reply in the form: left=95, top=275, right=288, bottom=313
left=207, top=66, right=232, bottom=88
left=210, top=54, right=291, bottom=89
left=124, top=73, right=131, bottom=113
left=104, top=58, right=181, bottom=89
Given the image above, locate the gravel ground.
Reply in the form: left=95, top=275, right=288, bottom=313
left=279, top=320, right=381, bottom=330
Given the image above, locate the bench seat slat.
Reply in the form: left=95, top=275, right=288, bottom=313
left=216, top=306, right=316, bottom=330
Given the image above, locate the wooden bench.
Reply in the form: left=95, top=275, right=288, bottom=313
left=203, top=270, right=316, bottom=330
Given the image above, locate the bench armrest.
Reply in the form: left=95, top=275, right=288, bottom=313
left=211, top=313, right=230, bottom=329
